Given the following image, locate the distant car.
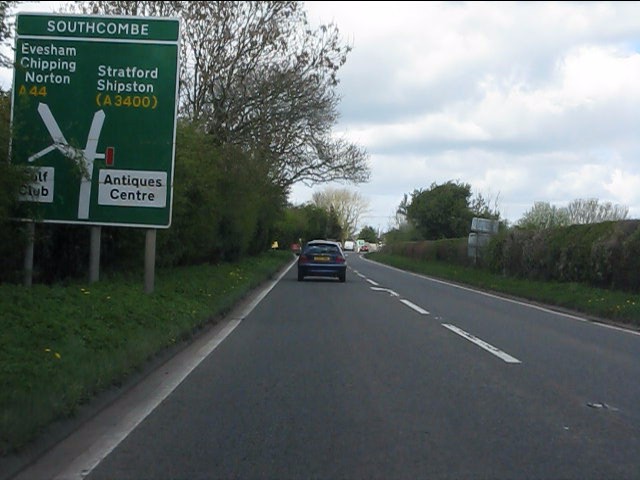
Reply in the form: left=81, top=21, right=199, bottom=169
left=290, top=243, right=301, bottom=255
left=359, top=244, right=369, bottom=252
left=297, top=240, right=347, bottom=282
left=343, top=240, right=355, bottom=251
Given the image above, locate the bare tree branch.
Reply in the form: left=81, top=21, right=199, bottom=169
left=70, top=1, right=370, bottom=190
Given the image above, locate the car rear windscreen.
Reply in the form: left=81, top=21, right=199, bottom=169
left=306, top=245, right=340, bottom=254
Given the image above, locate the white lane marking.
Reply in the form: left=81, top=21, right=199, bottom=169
left=442, top=324, right=521, bottom=364
left=370, top=287, right=400, bottom=297
left=400, top=299, right=429, bottom=315
left=366, top=278, right=380, bottom=286
left=43, top=259, right=297, bottom=480
left=363, top=257, right=640, bottom=337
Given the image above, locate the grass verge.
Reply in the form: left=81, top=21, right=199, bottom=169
left=0, top=250, right=293, bottom=455
left=368, top=252, right=640, bottom=326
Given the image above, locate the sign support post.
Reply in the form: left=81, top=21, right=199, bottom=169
left=144, top=229, right=156, bottom=294
left=89, top=225, right=100, bottom=283
left=23, top=221, right=35, bottom=287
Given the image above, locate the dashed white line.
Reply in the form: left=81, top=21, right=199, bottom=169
left=366, top=278, right=380, bottom=286
left=363, top=256, right=640, bottom=337
left=370, top=287, right=400, bottom=297
left=399, top=299, right=429, bottom=315
left=442, top=324, right=521, bottom=364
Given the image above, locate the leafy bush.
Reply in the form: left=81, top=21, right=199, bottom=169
left=383, top=238, right=469, bottom=266
left=485, top=221, right=640, bottom=292
left=618, top=225, right=640, bottom=292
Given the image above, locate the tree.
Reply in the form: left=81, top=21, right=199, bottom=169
left=392, top=193, right=410, bottom=229
left=311, top=187, right=369, bottom=240
left=357, top=225, right=378, bottom=243
left=272, top=205, right=307, bottom=247
left=517, top=202, right=569, bottom=229
left=273, top=203, right=340, bottom=246
left=0, top=1, right=20, bottom=68
left=326, top=205, right=343, bottom=241
left=565, top=198, right=628, bottom=225
left=518, top=198, right=628, bottom=230
left=470, top=191, right=500, bottom=219
left=71, top=1, right=370, bottom=190
left=406, top=181, right=473, bottom=240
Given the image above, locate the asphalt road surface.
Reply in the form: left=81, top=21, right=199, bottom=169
left=12, top=253, right=640, bottom=479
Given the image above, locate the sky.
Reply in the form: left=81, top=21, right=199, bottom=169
left=292, top=1, right=640, bottom=232
left=4, top=2, right=640, bottom=232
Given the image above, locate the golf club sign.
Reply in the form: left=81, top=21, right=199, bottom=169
left=12, top=13, right=179, bottom=227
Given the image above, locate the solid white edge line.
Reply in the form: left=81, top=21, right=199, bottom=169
left=400, top=299, right=430, bottom=315
left=442, top=323, right=522, bottom=364
left=362, top=256, right=640, bottom=337
left=53, top=257, right=297, bottom=480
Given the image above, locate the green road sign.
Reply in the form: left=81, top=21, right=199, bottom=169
left=11, top=13, right=180, bottom=228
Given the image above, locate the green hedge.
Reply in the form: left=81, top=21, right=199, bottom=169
left=484, top=220, right=640, bottom=292
left=385, top=221, right=640, bottom=293
left=383, top=238, right=469, bottom=265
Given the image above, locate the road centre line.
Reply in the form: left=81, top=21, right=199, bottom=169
left=366, top=278, right=380, bottom=286
left=370, top=286, right=400, bottom=297
left=442, top=324, right=522, bottom=364
left=363, top=256, right=640, bottom=337
left=400, top=299, right=430, bottom=315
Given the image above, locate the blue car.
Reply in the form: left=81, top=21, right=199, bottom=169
left=297, top=240, right=347, bottom=282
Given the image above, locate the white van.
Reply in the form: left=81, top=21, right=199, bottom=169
left=343, top=240, right=355, bottom=251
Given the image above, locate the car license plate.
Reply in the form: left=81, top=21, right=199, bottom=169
left=314, top=255, right=330, bottom=262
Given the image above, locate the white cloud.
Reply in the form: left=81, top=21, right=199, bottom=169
left=300, top=1, right=640, bottom=226
left=560, top=46, right=640, bottom=104
left=342, top=113, right=490, bottom=149
left=604, top=169, right=640, bottom=207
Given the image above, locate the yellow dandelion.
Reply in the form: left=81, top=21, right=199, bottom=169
left=54, top=352, right=61, bottom=359
left=44, top=348, right=51, bottom=353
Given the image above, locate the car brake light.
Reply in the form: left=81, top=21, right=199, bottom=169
left=299, top=254, right=309, bottom=263
left=335, top=256, right=345, bottom=263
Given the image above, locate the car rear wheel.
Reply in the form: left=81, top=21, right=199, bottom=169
left=297, top=271, right=304, bottom=281
left=338, top=273, right=346, bottom=283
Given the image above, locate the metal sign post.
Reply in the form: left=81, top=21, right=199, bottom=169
left=144, top=229, right=156, bottom=294
left=23, top=221, right=35, bottom=286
